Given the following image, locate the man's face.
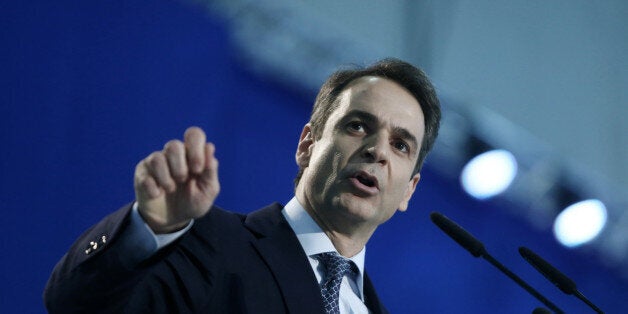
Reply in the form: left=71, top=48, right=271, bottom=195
left=296, top=76, right=424, bottom=232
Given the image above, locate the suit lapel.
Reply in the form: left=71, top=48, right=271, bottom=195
left=245, top=204, right=325, bottom=314
left=363, top=272, right=389, bottom=314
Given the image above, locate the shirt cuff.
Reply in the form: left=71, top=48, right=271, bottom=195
left=130, top=202, right=194, bottom=249
left=117, top=203, right=194, bottom=266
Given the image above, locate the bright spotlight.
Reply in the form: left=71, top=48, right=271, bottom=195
left=553, top=199, right=608, bottom=248
left=460, top=149, right=518, bottom=200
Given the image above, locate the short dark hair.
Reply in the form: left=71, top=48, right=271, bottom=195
left=295, top=58, right=441, bottom=186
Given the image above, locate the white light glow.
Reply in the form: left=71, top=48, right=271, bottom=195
left=460, top=149, right=518, bottom=200
left=554, top=199, right=608, bottom=248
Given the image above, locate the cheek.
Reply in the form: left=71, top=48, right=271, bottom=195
left=385, top=170, right=414, bottom=203
left=385, top=184, right=407, bottom=207
left=308, top=143, right=342, bottom=182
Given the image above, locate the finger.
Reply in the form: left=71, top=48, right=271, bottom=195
left=134, top=161, right=162, bottom=199
left=184, top=126, right=207, bottom=174
left=200, top=142, right=220, bottom=195
left=146, top=151, right=176, bottom=193
left=164, top=140, right=188, bottom=183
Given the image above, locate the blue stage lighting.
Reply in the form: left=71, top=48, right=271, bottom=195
left=553, top=199, right=607, bottom=248
left=460, top=149, right=518, bottom=200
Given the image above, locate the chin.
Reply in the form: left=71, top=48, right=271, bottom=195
left=335, top=194, right=379, bottom=222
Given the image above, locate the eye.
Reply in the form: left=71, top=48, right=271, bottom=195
left=346, top=121, right=365, bottom=133
left=392, top=140, right=409, bottom=153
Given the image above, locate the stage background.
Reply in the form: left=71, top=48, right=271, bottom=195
left=1, top=1, right=626, bottom=313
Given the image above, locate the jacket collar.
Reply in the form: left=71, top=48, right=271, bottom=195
left=244, top=203, right=388, bottom=314
left=245, top=203, right=325, bottom=314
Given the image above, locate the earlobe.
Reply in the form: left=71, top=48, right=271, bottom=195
left=295, top=124, right=314, bottom=168
left=398, top=173, right=421, bottom=212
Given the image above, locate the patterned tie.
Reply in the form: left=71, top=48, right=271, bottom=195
left=317, top=252, right=356, bottom=314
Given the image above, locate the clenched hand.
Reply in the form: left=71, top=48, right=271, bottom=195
left=134, top=127, right=220, bottom=233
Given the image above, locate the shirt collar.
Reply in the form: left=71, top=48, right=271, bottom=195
left=282, top=196, right=366, bottom=281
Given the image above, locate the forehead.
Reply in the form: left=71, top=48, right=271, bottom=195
left=330, top=76, right=424, bottom=134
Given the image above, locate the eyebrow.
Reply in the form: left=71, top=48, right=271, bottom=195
left=342, top=110, right=420, bottom=152
left=392, top=126, right=419, bottom=153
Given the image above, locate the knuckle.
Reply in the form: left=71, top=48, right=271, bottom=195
left=139, top=178, right=152, bottom=190
left=189, top=154, right=203, bottom=164
left=148, top=152, right=165, bottom=168
left=137, top=177, right=156, bottom=193
left=171, top=170, right=187, bottom=182
left=164, top=140, right=184, bottom=154
left=134, top=161, right=145, bottom=175
left=210, top=183, right=221, bottom=195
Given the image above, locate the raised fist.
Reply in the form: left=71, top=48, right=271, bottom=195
left=134, top=127, right=220, bottom=233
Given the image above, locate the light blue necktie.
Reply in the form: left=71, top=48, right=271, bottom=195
left=317, top=252, right=357, bottom=314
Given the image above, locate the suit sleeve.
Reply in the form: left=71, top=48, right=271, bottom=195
left=43, top=203, right=235, bottom=314
left=43, top=203, right=150, bottom=313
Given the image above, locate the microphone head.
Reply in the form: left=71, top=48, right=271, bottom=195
left=430, top=212, right=486, bottom=258
left=519, top=246, right=578, bottom=295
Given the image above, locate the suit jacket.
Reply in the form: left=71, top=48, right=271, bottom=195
left=44, top=203, right=389, bottom=314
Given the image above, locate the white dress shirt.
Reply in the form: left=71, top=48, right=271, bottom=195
left=282, top=197, right=370, bottom=314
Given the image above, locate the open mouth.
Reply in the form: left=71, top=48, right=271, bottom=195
left=354, top=172, right=378, bottom=189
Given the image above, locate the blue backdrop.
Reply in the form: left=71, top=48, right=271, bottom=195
left=1, top=1, right=626, bottom=313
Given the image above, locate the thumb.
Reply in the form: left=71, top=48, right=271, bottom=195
left=199, top=142, right=220, bottom=196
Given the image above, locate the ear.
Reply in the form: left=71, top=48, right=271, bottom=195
left=295, top=124, right=314, bottom=168
left=398, top=172, right=421, bottom=212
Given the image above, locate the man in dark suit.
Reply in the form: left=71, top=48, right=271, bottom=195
left=44, top=58, right=441, bottom=313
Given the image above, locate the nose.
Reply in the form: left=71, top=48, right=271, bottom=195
left=361, top=134, right=389, bottom=166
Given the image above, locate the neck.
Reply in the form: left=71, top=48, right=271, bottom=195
left=323, top=228, right=372, bottom=257
left=295, top=189, right=375, bottom=258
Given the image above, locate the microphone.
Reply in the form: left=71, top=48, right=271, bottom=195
left=430, top=212, right=564, bottom=314
left=519, top=246, right=605, bottom=314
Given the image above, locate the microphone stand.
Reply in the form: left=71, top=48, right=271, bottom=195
left=519, top=247, right=605, bottom=313
left=430, top=212, right=565, bottom=314
left=481, top=252, right=564, bottom=314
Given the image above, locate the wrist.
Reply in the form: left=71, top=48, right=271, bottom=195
left=137, top=207, right=191, bottom=234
